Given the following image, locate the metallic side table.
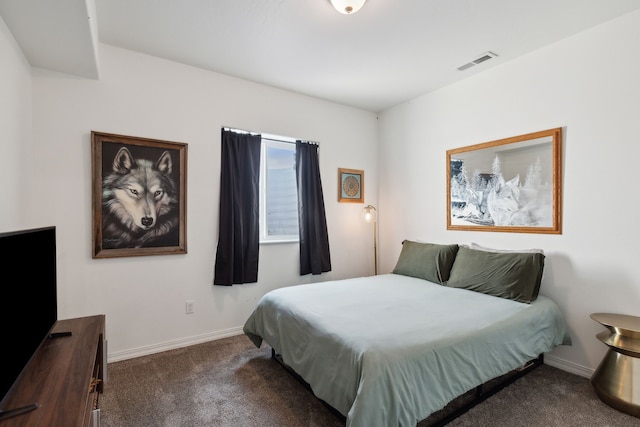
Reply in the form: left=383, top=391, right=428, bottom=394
left=590, top=312, right=640, bottom=418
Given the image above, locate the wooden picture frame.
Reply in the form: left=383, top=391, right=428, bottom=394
left=338, top=168, right=364, bottom=203
left=447, top=127, right=562, bottom=234
left=91, top=131, right=188, bottom=258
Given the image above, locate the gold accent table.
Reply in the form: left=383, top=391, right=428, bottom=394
left=590, top=312, right=640, bottom=418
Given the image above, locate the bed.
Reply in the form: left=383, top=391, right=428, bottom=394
left=243, top=241, right=570, bottom=427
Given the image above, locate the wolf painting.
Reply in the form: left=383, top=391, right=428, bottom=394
left=101, top=146, right=179, bottom=249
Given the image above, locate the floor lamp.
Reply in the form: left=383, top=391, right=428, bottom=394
left=362, top=205, right=377, bottom=275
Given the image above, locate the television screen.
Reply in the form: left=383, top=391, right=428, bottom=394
left=0, top=226, right=57, bottom=407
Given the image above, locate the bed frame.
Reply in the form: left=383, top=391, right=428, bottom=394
left=271, top=348, right=544, bottom=426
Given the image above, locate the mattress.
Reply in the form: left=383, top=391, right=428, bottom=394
left=243, top=273, right=569, bottom=427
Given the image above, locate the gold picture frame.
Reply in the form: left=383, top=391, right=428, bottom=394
left=338, top=168, right=364, bottom=203
left=91, top=131, right=188, bottom=258
left=447, top=127, right=562, bottom=234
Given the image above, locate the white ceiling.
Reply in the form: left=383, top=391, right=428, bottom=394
left=2, top=0, right=640, bottom=113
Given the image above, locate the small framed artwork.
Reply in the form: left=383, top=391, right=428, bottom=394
left=91, top=131, right=188, bottom=258
left=447, top=127, right=562, bottom=234
left=338, top=168, right=364, bottom=203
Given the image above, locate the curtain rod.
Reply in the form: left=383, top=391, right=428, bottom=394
left=223, top=126, right=318, bottom=145
left=262, top=137, right=295, bottom=145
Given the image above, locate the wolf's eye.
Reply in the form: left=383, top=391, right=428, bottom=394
left=154, top=190, right=164, bottom=199
left=129, top=189, right=139, bottom=196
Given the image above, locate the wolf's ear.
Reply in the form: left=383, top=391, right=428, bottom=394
left=156, top=151, right=173, bottom=174
left=113, top=147, right=135, bottom=173
left=506, top=175, right=520, bottom=187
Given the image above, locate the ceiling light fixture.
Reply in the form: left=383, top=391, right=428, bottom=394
left=330, top=0, right=367, bottom=14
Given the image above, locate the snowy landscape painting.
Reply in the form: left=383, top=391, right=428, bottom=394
left=447, top=128, right=562, bottom=234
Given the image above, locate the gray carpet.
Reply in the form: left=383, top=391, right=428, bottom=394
left=100, top=334, right=639, bottom=427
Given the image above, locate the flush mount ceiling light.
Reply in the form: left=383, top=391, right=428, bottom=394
left=330, top=0, right=367, bottom=14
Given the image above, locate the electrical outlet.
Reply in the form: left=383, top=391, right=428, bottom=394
left=185, top=300, right=195, bottom=314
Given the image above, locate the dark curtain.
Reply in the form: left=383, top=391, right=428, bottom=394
left=296, top=141, right=331, bottom=275
left=214, top=129, right=262, bottom=286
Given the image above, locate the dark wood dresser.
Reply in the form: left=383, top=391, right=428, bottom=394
left=0, top=315, right=106, bottom=427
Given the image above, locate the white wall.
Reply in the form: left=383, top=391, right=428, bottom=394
left=27, top=44, right=377, bottom=360
left=378, top=10, right=640, bottom=376
left=0, top=17, right=32, bottom=226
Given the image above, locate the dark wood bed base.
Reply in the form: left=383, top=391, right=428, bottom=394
left=271, top=348, right=544, bottom=426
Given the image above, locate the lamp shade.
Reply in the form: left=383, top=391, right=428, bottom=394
left=362, top=205, right=377, bottom=222
left=330, top=0, right=367, bottom=14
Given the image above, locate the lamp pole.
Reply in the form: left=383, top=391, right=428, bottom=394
left=373, top=218, right=378, bottom=275
left=362, top=205, right=378, bottom=276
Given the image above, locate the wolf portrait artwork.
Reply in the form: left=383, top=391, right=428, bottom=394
left=92, top=132, right=187, bottom=258
left=102, top=146, right=178, bottom=248
left=447, top=128, right=562, bottom=235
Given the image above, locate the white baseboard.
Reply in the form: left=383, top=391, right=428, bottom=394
left=544, top=353, right=594, bottom=378
left=106, top=326, right=244, bottom=362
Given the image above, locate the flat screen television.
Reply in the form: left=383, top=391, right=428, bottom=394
left=0, top=226, right=57, bottom=415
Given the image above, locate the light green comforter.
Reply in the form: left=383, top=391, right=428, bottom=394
left=243, top=274, right=570, bottom=427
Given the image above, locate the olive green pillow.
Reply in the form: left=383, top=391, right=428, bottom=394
left=392, top=240, right=459, bottom=284
left=447, top=246, right=545, bottom=303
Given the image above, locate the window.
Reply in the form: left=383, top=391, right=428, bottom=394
left=260, top=136, right=299, bottom=243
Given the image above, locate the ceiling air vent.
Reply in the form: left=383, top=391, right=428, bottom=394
left=457, top=51, right=498, bottom=71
